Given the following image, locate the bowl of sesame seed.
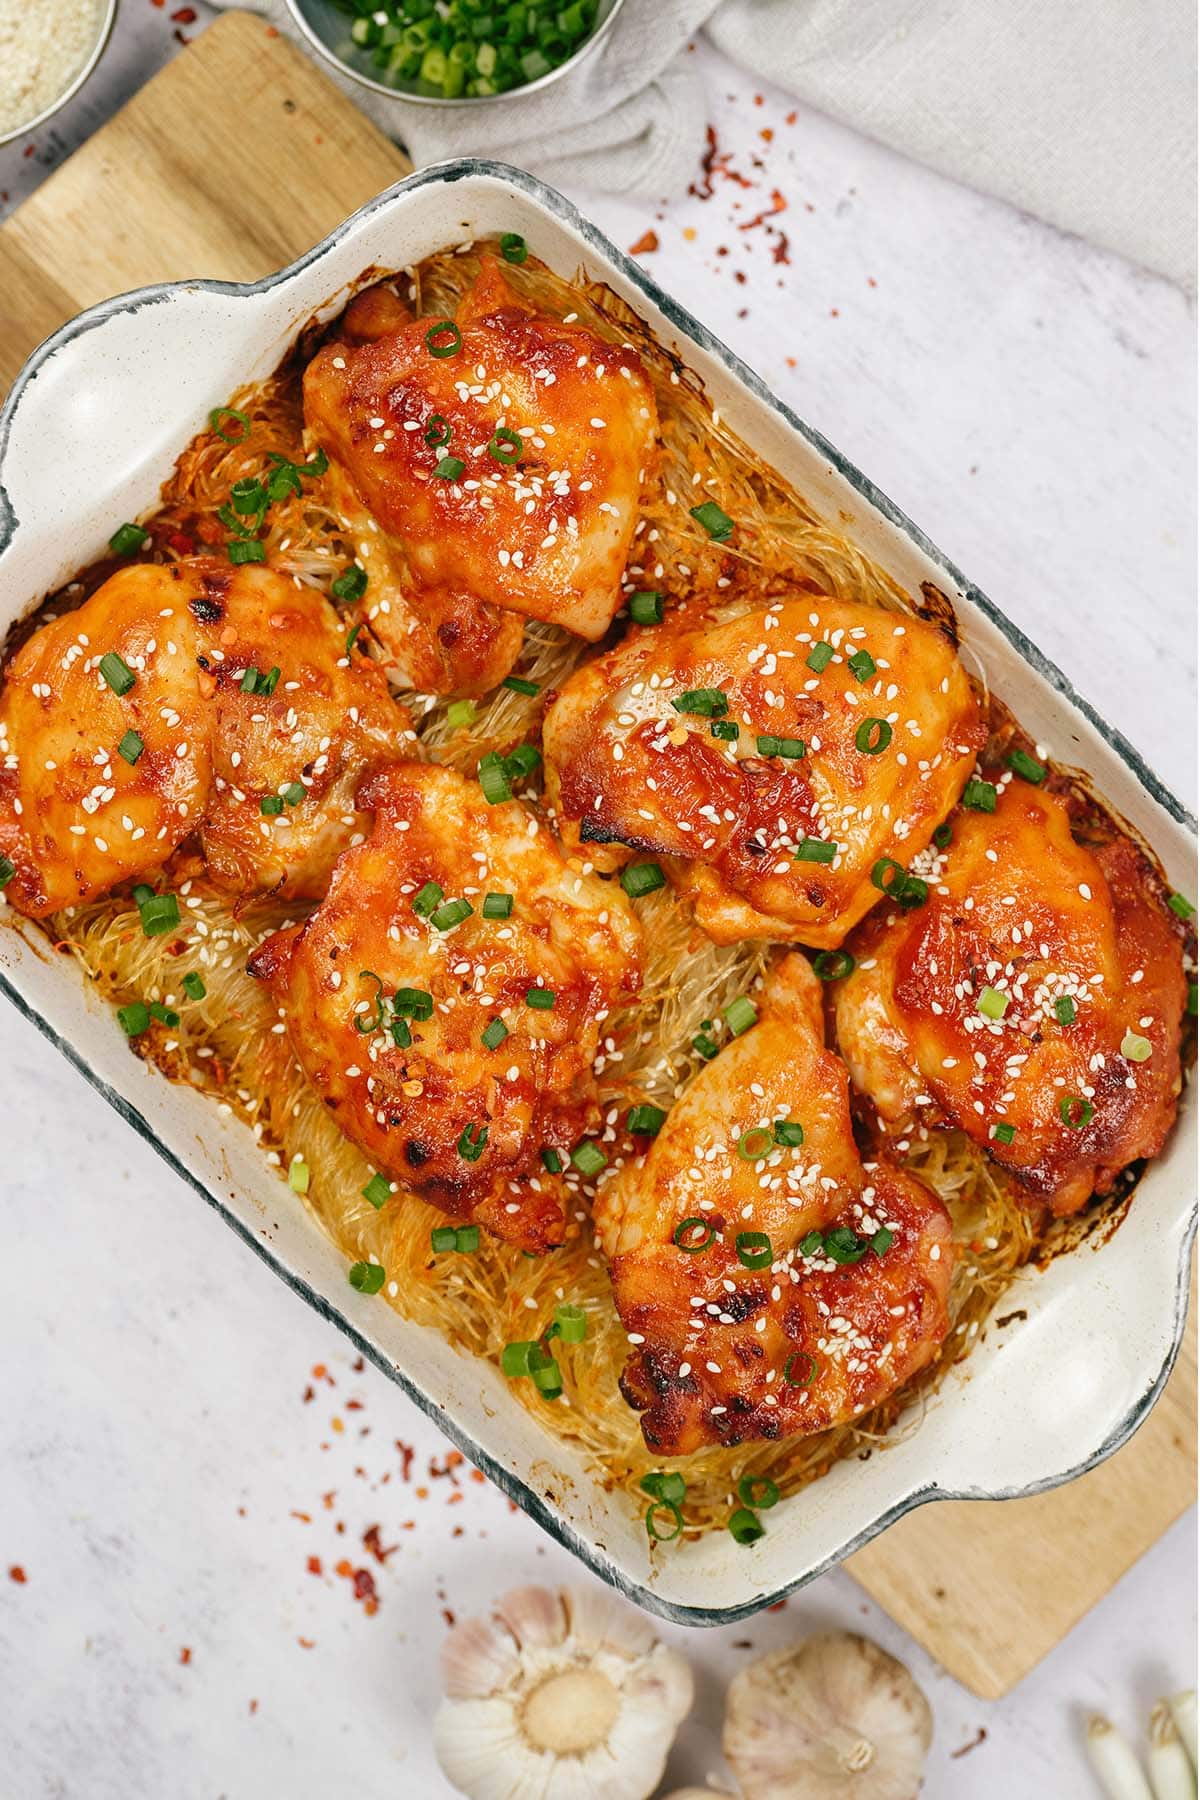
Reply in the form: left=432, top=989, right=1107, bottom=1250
left=0, top=0, right=117, bottom=150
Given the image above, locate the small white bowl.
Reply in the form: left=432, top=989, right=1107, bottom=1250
left=0, top=0, right=117, bottom=151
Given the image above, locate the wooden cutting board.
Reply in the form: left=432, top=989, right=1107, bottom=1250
left=1, top=10, right=1193, bottom=1701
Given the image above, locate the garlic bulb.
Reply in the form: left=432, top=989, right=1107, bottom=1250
left=434, top=1583, right=694, bottom=1800
left=723, top=1632, right=932, bottom=1800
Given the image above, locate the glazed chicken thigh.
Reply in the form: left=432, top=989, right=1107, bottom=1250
left=596, top=954, right=955, bottom=1454
left=304, top=255, right=659, bottom=695
left=248, top=763, right=642, bottom=1252
left=544, top=593, right=984, bottom=946
left=0, top=558, right=403, bottom=916
left=834, top=775, right=1188, bottom=1215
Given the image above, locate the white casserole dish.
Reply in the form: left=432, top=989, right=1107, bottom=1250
left=0, top=162, right=1194, bottom=1626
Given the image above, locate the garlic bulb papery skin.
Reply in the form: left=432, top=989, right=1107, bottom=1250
left=723, top=1632, right=933, bottom=1800
left=434, top=1582, right=694, bottom=1800
left=1167, top=1693, right=1197, bottom=1770
left=662, top=1790, right=739, bottom=1799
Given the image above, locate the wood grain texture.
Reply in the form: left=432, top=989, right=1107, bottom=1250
left=0, top=10, right=1193, bottom=1700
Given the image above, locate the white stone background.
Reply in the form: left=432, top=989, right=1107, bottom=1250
left=0, top=10, right=1195, bottom=1798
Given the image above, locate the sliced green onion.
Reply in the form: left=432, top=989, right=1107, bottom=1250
left=813, top=949, right=854, bottom=981
left=640, top=1471, right=686, bottom=1504
left=673, top=1217, right=715, bottom=1253
left=117, top=730, right=144, bottom=765
left=1187, top=982, right=1197, bottom=1018
left=646, top=1500, right=683, bottom=1542
left=794, top=838, right=836, bottom=864
left=525, top=988, right=555, bottom=1010
left=871, top=857, right=907, bottom=895
left=629, top=590, right=663, bottom=624
left=0, top=856, right=14, bottom=891
left=289, top=1159, right=310, bottom=1195
left=962, top=778, right=997, bottom=813
left=260, top=794, right=283, bottom=816
left=736, top=1231, right=773, bottom=1270
left=148, top=1000, right=180, bottom=1027
left=393, top=987, right=434, bottom=1020
left=228, top=538, right=266, bottom=566
left=710, top=720, right=740, bottom=742
left=502, top=675, right=540, bottom=697
left=501, top=1340, right=537, bottom=1378
left=345, top=621, right=362, bottom=655
left=431, top=1225, right=458, bottom=1252
left=209, top=406, right=251, bottom=443
left=738, top=1475, right=780, bottom=1509
left=1008, top=747, right=1047, bottom=784
left=672, top=687, right=728, bottom=717
left=871, top=1227, right=895, bottom=1255
left=896, top=875, right=929, bottom=910
left=363, top=1174, right=391, bottom=1210
left=783, top=1350, right=818, bottom=1388
left=283, top=781, right=304, bottom=807
left=137, top=892, right=180, bottom=938
left=620, top=862, right=665, bottom=898
left=478, top=752, right=512, bottom=805
left=502, top=743, right=541, bottom=784
left=847, top=649, right=876, bottom=682
left=806, top=641, right=834, bottom=673
left=433, top=455, right=465, bottom=482
left=723, top=995, right=757, bottom=1036
left=481, top=1018, right=508, bottom=1050
left=182, top=972, right=206, bottom=1001
left=458, top=1123, right=489, bottom=1162
left=976, top=986, right=1009, bottom=1021
left=446, top=699, right=476, bottom=731
left=693, top=1032, right=719, bottom=1060
left=756, top=734, right=806, bottom=758
left=482, top=892, right=513, bottom=919
left=331, top=565, right=367, bottom=603
left=540, top=1148, right=563, bottom=1174
left=553, top=1303, right=587, bottom=1344
left=109, top=522, right=149, bottom=556
left=431, top=898, right=473, bottom=931
left=933, top=822, right=953, bottom=850
left=530, top=1351, right=563, bottom=1398
left=355, top=970, right=386, bottom=1034
left=499, top=232, right=528, bottom=264
left=487, top=427, right=523, bottom=465
left=391, top=1018, right=412, bottom=1049
left=737, top=1127, right=773, bottom=1162
left=1121, top=1030, right=1153, bottom=1063
left=348, top=1261, right=385, bottom=1294
left=823, top=1225, right=868, bottom=1265
left=99, top=652, right=136, bottom=697
left=455, top=1225, right=480, bottom=1253
left=117, top=1001, right=150, bottom=1037
left=855, top=717, right=892, bottom=755
left=773, top=1119, right=804, bottom=1146
left=990, top=1121, right=1016, bottom=1145
left=1054, top=996, right=1077, bottom=1026
left=691, top=501, right=735, bottom=541
left=570, top=1140, right=607, bottom=1177
left=412, top=880, right=444, bottom=918
left=1059, top=1096, right=1094, bottom=1129
left=627, top=1103, right=667, bottom=1136
left=1168, top=892, right=1196, bottom=920
left=425, top=320, right=462, bottom=359
left=728, top=1507, right=764, bottom=1545
left=799, top=1231, right=824, bottom=1256
left=424, top=413, right=451, bottom=447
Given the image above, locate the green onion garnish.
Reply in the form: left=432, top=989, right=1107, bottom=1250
left=424, top=413, right=451, bottom=448
left=502, top=674, right=540, bottom=696
left=640, top=1471, right=686, bottom=1504
left=805, top=641, right=834, bottom=673
left=209, top=406, right=251, bottom=443
left=541, top=1148, right=563, bottom=1174
left=847, top=649, right=876, bottom=682
left=620, top=862, right=665, bottom=898
left=348, top=1261, right=385, bottom=1295
left=794, top=838, right=836, bottom=864
left=813, top=949, right=855, bottom=980
left=499, top=233, right=528, bottom=264
left=525, top=988, right=555, bottom=1010
left=117, top=730, right=144, bottom=765
left=991, top=1122, right=1016, bottom=1145
left=627, top=1103, right=667, bottom=1136
left=117, top=1002, right=150, bottom=1037
left=481, top=1018, right=509, bottom=1050
left=736, top=1231, right=773, bottom=1269
left=871, top=857, right=907, bottom=895
left=0, top=856, right=15, bottom=891
left=690, top=501, right=735, bottom=541
left=228, top=539, right=266, bottom=565
left=1054, top=996, right=1077, bottom=1026
left=783, top=1351, right=818, bottom=1388
left=738, top=1475, right=780, bottom=1509
left=552, top=1303, right=587, bottom=1344
left=693, top=1032, right=719, bottom=1060
left=855, top=717, right=892, bottom=755
left=962, top=778, right=997, bottom=813
left=346, top=624, right=361, bottom=658
left=433, top=455, right=465, bottom=482
left=756, top=734, right=806, bottom=758
left=425, top=321, right=462, bottom=359
left=363, top=1174, right=391, bottom=1210
left=431, top=898, right=473, bottom=931
left=1121, top=1030, right=1153, bottom=1063
left=477, top=894, right=511, bottom=925
left=723, top=995, right=757, bottom=1036
left=1059, top=1096, right=1094, bottom=1129
left=99, top=652, right=136, bottom=697
left=412, top=880, right=444, bottom=918
left=629, top=590, right=663, bottom=624
left=289, top=1159, right=310, bottom=1194
left=331, top=565, right=367, bottom=603
left=458, top=1123, right=489, bottom=1162
left=283, top=782, right=304, bottom=806
left=773, top=1119, right=804, bottom=1146
left=455, top=1225, right=480, bottom=1253
left=823, top=1225, right=868, bottom=1265
left=646, top=1501, right=683, bottom=1542
left=976, top=986, right=1009, bottom=1020
left=391, top=1018, right=412, bottom=1049
left=672, top=687, right=728, bottom=717
left=1168, top=892, right=1196, bottom=920
left=570, top=1140, right=607, bottom=1177
left=737, top=1127, right=773, bottom=1162
left=355, top=970, right=386, bottom=1034
left=1187, top=983, right=1197, bottom=1018
left=871, top=1227, right=895, bottom=1255
left=1008, top=748, right=1046, bottom=784
left=393, top=987, right=434, bottom=1020
left=478, top=752, right=512, bottom=805
left=710, top=720, right=740, bottom=741
left=673, top=1217, right=715, bottom=1253
left=501, top=1340, right=536, bottom=1378
left=430, top=1225, right=458, bottom=1252
left=260, top=795, right=283, bottom=816
left=109, top=523, right=149, bottom=556
left=446, top=700, right=476, bottom=731
left=137, top=892, right=180, bottom=938
left=728, top=1508, right=765, bottom=1546
left=181, top=972, right=206, bottom=1001
left=488, top=427, right=523, bottom=465
left=933, top=822, right=953, bottom=850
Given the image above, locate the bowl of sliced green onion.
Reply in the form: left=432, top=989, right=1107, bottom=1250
left=285, top=0, right=626, bottom=106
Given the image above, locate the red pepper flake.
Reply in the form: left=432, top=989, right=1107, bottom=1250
left=760, top=128, right=774, bottom=143
left=772, top=233, right=791, bottom=266
left=9, top=1565, right=26, bottom=1583
left=301, top=1386, right=315, bottom=1404
left=179, top=1647, right=192, bottom=1665
left=352, top=1568, right=379, bottom=1612
left=352, top=1356, right=364, bottom=1372
left=738, top=189, right=788, bottom=233
left=469, top=1469, right=486, bottom=1485
left=321, top=1491, right=336, bottom=1510
left=951, top=1728, right=988, bottom=1759
left=396, top=1440, right=415, bottom=1481
left=172, top=28, right=190, bottom=44
left=363, top=1524, right=398, bottom=1565
left=171, top=5, right=196, bottom=18
left=767, top=1598, right=788, bottom=1613
left=442, top=1607, right=456, bottom=1627
left=345, top=1398, right=364, bottom=1412
left=306, top=1555, right=323, bottom=1576
left=690, top=124, right=753, bottom=199
left=786, top=110, right=797, bottom=125
left=628, top=229, right=659, bottom=256
left=249, top=1699, right=259, bottom=1715
left=297, top=1636, right=315, bottom=1649
left=289, top=1510, right=312, bottom=1524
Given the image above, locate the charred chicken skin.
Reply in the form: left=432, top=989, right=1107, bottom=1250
left=248, top=762, right=643, bottom=1252
left=595, top=954, right=955, bottom=1454
left=304, top=254, right=659, bottom=696
left=0, top=558, right=403, bottom=916
left=543, top=593, right=984, bottom=947
left=833, top=775, right=1188, bottom=1215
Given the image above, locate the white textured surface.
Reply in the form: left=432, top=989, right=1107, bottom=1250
left=0, top=35, right=1195, bottom=1800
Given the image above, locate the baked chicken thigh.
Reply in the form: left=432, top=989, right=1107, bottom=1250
left=544, top=593, right=984, bottom=946
left=834, top=774, right=1188, bottom=1215
left=304, top=254, right=658, bottom=695
left=596, top=954, right=955, bottom=1453
left=248, top=762, right=642, bottom=1252
left=0, top=558, right=402, bottom=916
